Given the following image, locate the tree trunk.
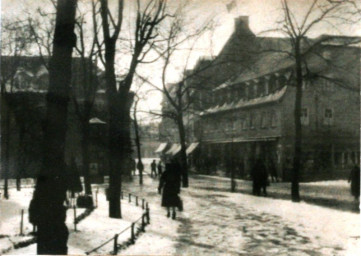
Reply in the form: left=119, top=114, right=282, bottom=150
left=292, top=39, right=302, bottom=202
left=177, top=115, right=189, bottom=188
left=29, top=0, right=77, bottom=254
left=1, top=94, right=10, bottom=199
left=133, top=110, right=143, bottom=185
left=81, top=120, right=92, bottom=195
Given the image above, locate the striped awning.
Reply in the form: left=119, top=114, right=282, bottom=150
left=155, top=143, right=168, bottom=153
left=165, top=144, right=181, bottom=156
left=186, top=143, right=199, bottom=155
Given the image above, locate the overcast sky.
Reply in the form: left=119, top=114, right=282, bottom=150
left=1, top=0, right=360, bottom=123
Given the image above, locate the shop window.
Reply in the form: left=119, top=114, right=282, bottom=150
left=300, top=108, right=309, bottom=125
left=323, top=108, right=333, bottom=125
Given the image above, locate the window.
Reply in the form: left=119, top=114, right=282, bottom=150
left=323, top=108, right=333, bottom=125
left=245, top=86, right=249, bottom=100
left=261, top=113, right=268, bottom=128
left=227, top=90, right=232, bottom=102
left=242, top=118, right=248, bottom=130
left=271, top=112, right=278, bottom=128
left=300, top=108, right=309, bottom=125
left=253, top=84, right=258, bottom=97
left=302, top=80, right=309, bottom=90
left=250, top=113, right=255, bottom=129
left=323, top=80, right=334, bottom=92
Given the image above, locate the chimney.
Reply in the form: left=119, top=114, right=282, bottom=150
left=234, top=16, right=253, bottom=35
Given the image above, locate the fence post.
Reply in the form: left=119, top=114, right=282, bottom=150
left=146, top=205, right=150, bottom=224
left=20, top=209, right=24, bottom=235
left=141, top=214, right=145, bottom=232
left=136, top=196, right=138, bottom=206
left=129, top=193, right=131, bottom=203
left=113, top=234, right=119, bottom=255
left=95, top=189, right=98, bottom=208
left=73, top=206, right=77, bottom=231
left=131, top=223, right=135, bottom=244
left=142, top=199, right=145, bottom=209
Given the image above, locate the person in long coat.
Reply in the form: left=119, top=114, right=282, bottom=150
left=158, top=162, right=181, bottom=219
left=348, top=164, right=360, bottom=201
left=251, top=158, right=268, bottom=196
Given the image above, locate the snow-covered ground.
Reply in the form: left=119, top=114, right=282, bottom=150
left=1, top=173, right=360, bottom=255
left=121, top=176, right=360, bottom=256
left=1, top=186, right=144, bottom=255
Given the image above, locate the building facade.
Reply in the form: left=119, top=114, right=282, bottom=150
left=161, top=16, right=360, bottom=181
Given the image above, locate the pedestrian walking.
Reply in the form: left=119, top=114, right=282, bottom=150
left=158, top=162, right=181, bottom=219
left=137, top=160, right=144, bottom=177
left=157, top=160, right=163, bottom=177
left=251, top=157, right=268, bottom=196
left=348, top=164, right=360, bottom=202
left=151, top=159, right=157, bottom=178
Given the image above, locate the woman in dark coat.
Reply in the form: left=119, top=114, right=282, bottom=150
left=348, top=165, right=360, bottom=201
left=158, top=162, right=181, bottom=219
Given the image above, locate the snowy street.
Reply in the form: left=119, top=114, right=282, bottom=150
left=119, top=174, right=360, bottom=256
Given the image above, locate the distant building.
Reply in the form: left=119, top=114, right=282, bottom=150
left=0, top=56, right=108, bottom=178
left=161, top=16, right=360, bottom=180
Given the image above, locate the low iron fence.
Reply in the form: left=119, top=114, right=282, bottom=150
left=85, top=192, right=150, bottom=255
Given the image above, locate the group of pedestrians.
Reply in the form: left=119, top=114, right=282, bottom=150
left=150, top=159, right=163, bottom=178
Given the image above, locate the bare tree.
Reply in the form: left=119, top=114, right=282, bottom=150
left=132, top=89, right=143, bottom=185
left=97, top=0, right=169, bottom=218
left=29, top=0, right=77, bottom=254
left=72, top=0, right=103, bottom=196
left=137, top=7, right=215, bottom=187
left=272, top=0, right=357, bottom=202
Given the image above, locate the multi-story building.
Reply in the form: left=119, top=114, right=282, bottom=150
left=161, top=16, right=360, bottom=180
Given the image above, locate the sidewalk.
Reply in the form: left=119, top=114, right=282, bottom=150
left=190, top=174, right=359, bottom=213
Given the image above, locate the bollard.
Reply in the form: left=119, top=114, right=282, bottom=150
left=73, top=206, right=77, bottom=231
left=141, top=214, right=145, bottom=232
left=20, top=209, right=24, bottom=235
left=113, top=234, right=119, bottom=255
left=142, top=199, right=145, bottom=209
left=136, top=196, right=138, bottom=206
left=95, top=190, right=98, bottom=208
left=129, top=193, right=131, bottom=203
left=146, top=206, right=150, bottom=224
left=131, top=223, right=135, bottom=244
left=121, top=191, right=123, bottom=199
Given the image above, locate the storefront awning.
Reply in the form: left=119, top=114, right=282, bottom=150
left=155, top=143, right=168, bottom=153
left=186, top=143, right=199, bottom=155
left=165, top=144, right=181, bottom=156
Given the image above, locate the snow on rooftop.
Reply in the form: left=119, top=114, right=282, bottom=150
left=202, top=86, right=287, bottom=115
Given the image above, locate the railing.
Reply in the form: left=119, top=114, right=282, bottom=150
left=85, top=192, right=150, bottom=255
